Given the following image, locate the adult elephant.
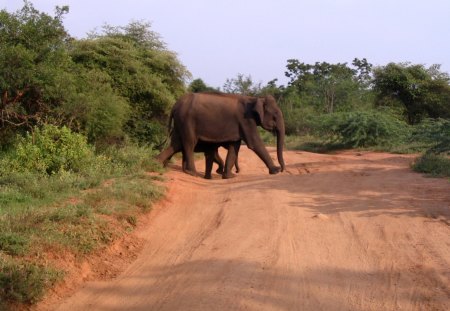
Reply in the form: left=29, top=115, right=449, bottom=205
left=156, top=92, right=285, bottom=178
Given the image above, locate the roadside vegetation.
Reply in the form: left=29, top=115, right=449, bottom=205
left=0, top=2, right=176, bottom=309
left=1, top=1, right=449, bottom=309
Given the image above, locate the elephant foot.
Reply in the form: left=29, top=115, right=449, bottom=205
left=204, top=174, right=212, bottom=179
left=269, top=166, right=281, bottom=174
left=216, top=167, right=224, bottom=174
left=222, top=172, right=236, bottom=179
left=183, top=169, right=198, bottom=177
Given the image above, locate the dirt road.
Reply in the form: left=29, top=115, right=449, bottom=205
left=54, top=148, right=449, bottom=311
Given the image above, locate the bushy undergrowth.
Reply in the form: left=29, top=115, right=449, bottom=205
left=412, top=153, right=450, bottom=177
left=411, top=119, right=450, bottom=154
left=410, top=119, right=450, bottom=177
left=0, top=125, right=164, bottom=308
left=0, top=258, right=62, bottom=305
left=317, top=110, right=410, bottom=148
left=1, top=125, right=95, bottom=175
left=284, top=110, right=450, bottom=158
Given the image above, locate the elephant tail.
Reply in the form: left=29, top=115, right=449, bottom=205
left=155, top=110, right=174, bottom=150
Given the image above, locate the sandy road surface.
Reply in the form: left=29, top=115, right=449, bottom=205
left=54, top=148, right=449, bottom=311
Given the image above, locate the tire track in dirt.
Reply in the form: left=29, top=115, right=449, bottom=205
left=48, top=148, right=449, bottom=311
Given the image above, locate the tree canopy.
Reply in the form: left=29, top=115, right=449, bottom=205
left=0, top=1, right=72, bottom=141
left=0, top=2, right=190, bottom=146
left=284, top=58, right=372, bottom=113
left=373, top=63, right=450, bottom=124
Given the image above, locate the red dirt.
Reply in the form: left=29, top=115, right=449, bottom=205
left=40, top=148, right=450, bottom=310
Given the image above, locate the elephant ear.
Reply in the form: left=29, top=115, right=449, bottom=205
left=252, top=98, right=265, bottom=124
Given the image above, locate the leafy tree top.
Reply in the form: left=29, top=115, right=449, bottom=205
left=373, top=62, right=450, bottom=124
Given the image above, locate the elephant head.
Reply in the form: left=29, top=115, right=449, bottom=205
left=253, top=95, right=286, bottom=171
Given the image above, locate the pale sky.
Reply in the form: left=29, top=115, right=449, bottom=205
left=2, top=0, right=450, bottom=88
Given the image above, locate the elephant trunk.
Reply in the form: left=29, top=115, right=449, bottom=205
left=276, top=118, right=286, bottom=172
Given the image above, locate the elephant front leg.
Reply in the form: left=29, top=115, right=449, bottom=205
left=247, top=138, right=280, bottom=175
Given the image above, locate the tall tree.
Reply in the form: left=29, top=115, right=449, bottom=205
left=0, top=1, right=71, bottom=141
left=222, top=74, right=262, bottom=96
left=188, top=78, right=217, bottom=93
left=285, top=59, right=368, bottom=113
left=373, top=63, right=450, bottom=124
left=71, top=22, right=191, bottom=144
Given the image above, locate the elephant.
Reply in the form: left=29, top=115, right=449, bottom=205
left=156, top=92, right=285, bottom=178
left=193, top=140, right=241, bottom=179
left=159, top=138, right=240, bottom=179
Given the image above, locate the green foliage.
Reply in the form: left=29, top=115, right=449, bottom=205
left=222, top=73, right=262, bottom=95
left=0, top=259, right=61, bottom=305
left=102, top=144, right=163, bottom=174
left=188, top=78, right=217, bottom=92
left=57, top=68, right=131, bottom=144
left=0, top=233, right=29, bottom=256
left=0, top=3, right=183, bottom=308
left=411, top=118, right=450, bottom=154
left=285, top=59, right=370, bottom=113
left=1, top=125, right=94, bottom=175
left=412, top=153, right=450, bottom=177
left=0, top=1, right=72, bottom=140
left=317, top=110, right=410, bottom=148
left=71, top=22, right=190, bottom=144
left=282, top=105, right=317, bottom=136
left=1, top=3, right=190, bottom=147
left=373, top=63, right=450, bottom=124
left=0, top=141, right=163, bottom=307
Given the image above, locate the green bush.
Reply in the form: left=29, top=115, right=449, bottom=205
left=1, top=125, right=94, bottom=175
left=282, top=106, right=317, bottom=136
left=102, top=144, right=163, bottom=174
left=412, top=153, right=450, bottom=177
left=0, top=259, right=61, bottom=304
left=411, top=118, right=450, bottom=154
left=317, top=110, right=410, bottom=148
left=0, top=233, right=29, bottom=256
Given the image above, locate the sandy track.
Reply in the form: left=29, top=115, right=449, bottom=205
left=54, top=148, right=449, bottom=311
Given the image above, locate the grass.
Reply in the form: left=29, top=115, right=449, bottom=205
left=0, top=257, right=62, bottom=305
left=412, top=153, right=450, bottom=177
left=0, top=145, right=165, bottom=309
left=283, top=135, right=347, bottom=153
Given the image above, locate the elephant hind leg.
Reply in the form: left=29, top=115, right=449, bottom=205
left=213, top=149, right=225, bottom=174
left=181, top=137, right=198, bottom=177
left=156, top=144, right=181, bottom=167
left=156, top=131, right=182, bottom=166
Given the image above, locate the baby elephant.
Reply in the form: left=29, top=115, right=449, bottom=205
left=189, top=140, right=241, bottom=179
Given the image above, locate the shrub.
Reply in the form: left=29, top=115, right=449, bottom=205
left=0, top=233, right=29, bottom=256
left=317, top=110, right=410, bottom=148
left=2, top=125, right=94, bottom=175
left=411, top=118, right=450, bottom=154
left=102, top=144, right=163, bottom=174
left=412, top=153, right=450, bottom=177
left=0, top=259, right=61, bottom=304
left=282, top=106, right=317, bottom=136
